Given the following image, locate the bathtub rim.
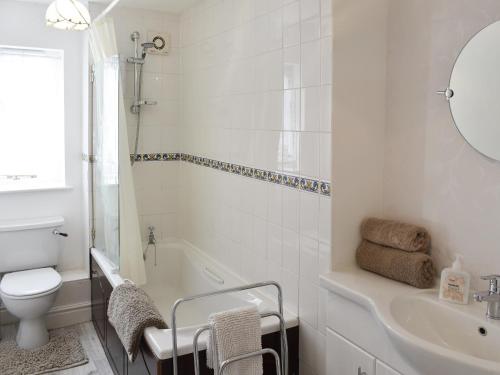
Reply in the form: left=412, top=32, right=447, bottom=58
left=90, top=240, right=299, bottom=360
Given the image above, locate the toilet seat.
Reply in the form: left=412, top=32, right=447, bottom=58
left=0, top=268, right=62, bottom=299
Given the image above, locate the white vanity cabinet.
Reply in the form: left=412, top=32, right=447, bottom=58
left=327, top=328, right=376, bottom=375
left=321, top=270, right=419, bottom=375
left=326, top=328, right=402, bottom=375
left=376, top=361, right=402, bottom=375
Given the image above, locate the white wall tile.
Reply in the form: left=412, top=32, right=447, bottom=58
left=301, top=86, right=321, bottom=131
left=300, top=0, right=321, bottom=21
left=267, top=222, right=283, bottom=265
left=255, top=91, right=284, bottom=130
left=283, top=1, right=300, bottom=47
left=284, top=45, right=301, bottom=89
left=256, top=49, right=284, bottom=92
left=300, top=132, right=320, bottom=178
left=321, top=36, right=333, bottom=85
left=300, top=191, right=320, bottom=239
left=301, top=17, right=321, bottom=42
left=318, top=196, right=332, bottom=244
left=282, top=131, right=300, bottom=174
left=319, top=134, right=331, bottom=181
left=283, top=187, right=300, bottom=231
left=299, top=279, right=319, bottom=327
left=320, top=85, right=332, bottom=132
left=301, top=39, right=321, bottom=87
left=283, top=228, right=300, bottom=274
left=300, top=235, right=319, bottom=282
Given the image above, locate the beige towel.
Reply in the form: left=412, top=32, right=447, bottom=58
left=107, top=282, right=167, bottom=361
left=356, top=240, right=436, bottom=289
left=361, top=218, right=431, bottom=252
left=206, top=306, right=263, bottom=375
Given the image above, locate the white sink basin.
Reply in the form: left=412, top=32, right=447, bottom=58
left=389, top=291, right=500, bottom=374
left=320, top=268, right=500, bottom=375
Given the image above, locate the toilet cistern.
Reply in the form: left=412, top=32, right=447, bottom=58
left=474, top=275, right=500, bottom=319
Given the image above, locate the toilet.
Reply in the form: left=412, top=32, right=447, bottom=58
left=0, top=217, right=65, bottom=350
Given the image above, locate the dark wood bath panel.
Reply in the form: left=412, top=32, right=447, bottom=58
left=91, top=254, right=300, bottom=375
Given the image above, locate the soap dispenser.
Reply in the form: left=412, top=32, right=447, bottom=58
left=439, top=255, right=470, bottom=305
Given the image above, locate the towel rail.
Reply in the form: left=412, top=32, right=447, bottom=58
left=220, top=348, right=282, bottom=375
left=170, top=280, right=287, bottom=375
left=192, top=311, right=288, bottom=375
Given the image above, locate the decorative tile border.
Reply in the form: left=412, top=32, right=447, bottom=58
left=131, top=152, right=331, bottom=196
left=131, top=153, right=181, bottom=162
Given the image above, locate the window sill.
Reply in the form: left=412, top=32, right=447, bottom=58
left=0, top=185, right=74, bottom=195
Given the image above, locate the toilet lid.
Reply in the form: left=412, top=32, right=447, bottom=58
left=0, top=268, right=62, bottom=297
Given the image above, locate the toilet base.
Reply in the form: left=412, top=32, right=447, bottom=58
left=16, top=317, right=49, bottom=349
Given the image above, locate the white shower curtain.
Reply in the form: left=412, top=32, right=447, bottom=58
left=90, top=18, right=147, bottom=286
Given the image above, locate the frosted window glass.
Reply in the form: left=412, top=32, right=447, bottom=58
left=0, top=46, right=65, bottom=191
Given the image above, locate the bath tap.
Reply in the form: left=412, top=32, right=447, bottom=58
left=147, top=226, right=156, bottom=245
left=474, top=275, right=500, bottom=319
left=143, top=226, right=157, bottom=266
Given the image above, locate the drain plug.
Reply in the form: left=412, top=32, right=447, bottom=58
left=478, top=327, right=487, bottom=336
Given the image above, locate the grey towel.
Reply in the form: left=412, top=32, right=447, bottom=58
left=206, top=306, right=263, bottom=375
left=361, top=218, right=431, bottom=252
left=107, top=282, right=167, bottom=361
left=356, top=240, right=436, bottom=289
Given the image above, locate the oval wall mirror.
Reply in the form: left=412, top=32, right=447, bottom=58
left=444, top=20, right=500, bottom=161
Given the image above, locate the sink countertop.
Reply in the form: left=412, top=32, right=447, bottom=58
left=320, top=266, right=497, bottom=322
left=320, top=267, right=500, bottom=374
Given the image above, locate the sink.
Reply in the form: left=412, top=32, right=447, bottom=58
left=320, top=268, right=500, bottom=375
left=388, top=291, right=500, bottom=374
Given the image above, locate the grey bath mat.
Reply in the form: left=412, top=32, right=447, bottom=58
left=0, top=327, right=88, bottom=375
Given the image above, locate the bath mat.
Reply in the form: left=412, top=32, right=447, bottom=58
left=0, top=327, right=88, bottom=375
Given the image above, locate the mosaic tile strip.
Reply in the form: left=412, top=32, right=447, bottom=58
left=132, top=152, right=332, bottom=196
left=130, top=153, right=181, bottom=162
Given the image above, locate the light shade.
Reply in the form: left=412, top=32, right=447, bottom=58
left=46, top=0, right=91, bottom=31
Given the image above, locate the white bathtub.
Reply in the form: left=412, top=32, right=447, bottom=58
left=91, top=241, right=298, bottom=360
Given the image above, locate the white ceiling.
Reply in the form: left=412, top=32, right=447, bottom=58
left=116, top=0, right=200, bottom=13
left=14, top=0, right=200, bottom=13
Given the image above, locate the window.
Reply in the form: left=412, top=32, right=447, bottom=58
left=0, top=45, right=65, bottom=192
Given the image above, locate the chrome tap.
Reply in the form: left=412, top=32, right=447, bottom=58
left=474, top=275, right=500, bottom=319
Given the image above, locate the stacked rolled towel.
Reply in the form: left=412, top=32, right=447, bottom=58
left=107, top=281, right=167, bottom=361
left=356, top=218, right=436, bottom=289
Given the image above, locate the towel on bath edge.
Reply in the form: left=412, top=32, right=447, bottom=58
left=361, top=217, right=431, bottom=253
left=107, top=281, right=167, bottom=361
left=206, top=306, right=263, bottom=375
left=356, top=240, right=436, bottom=289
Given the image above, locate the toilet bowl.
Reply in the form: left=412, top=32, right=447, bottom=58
left=0, top=268, right=62, bottom=349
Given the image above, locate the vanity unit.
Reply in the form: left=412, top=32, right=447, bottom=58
left=320, top=268, right=500, bottom=375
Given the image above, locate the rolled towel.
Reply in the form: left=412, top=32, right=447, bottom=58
left=361, top=218, right=431, bottom=252
left=356, top=240, right=436, bottom=289
left=207, top=306, right=263, bottom=375
left=107, top=282, right=167, bottom=361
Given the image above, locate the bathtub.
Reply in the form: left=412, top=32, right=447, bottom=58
left=91, top=240, right=298, bottom=361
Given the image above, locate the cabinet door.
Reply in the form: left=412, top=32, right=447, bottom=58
left=90, top=259, right=106, bottom=341
left=376, top=361, right=402, bottom=375
left=327, top=328, right=375, bottom=375
left=106, top=306, right=125, bottom=375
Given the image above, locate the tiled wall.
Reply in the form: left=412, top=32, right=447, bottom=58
left=109, top=6, right=182, bottom=241
left=179, top=1, right=333, bottom=374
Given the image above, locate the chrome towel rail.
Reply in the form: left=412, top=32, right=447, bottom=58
left=170, top=281, right=287, bottom=375
left=192, top=311, right=287, bottom=375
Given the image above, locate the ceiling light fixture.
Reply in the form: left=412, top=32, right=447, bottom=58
left=46, top=0, right=91, bottom=31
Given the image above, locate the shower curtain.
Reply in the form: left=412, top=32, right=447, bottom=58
left=90, top=18, right=147, bottom=286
